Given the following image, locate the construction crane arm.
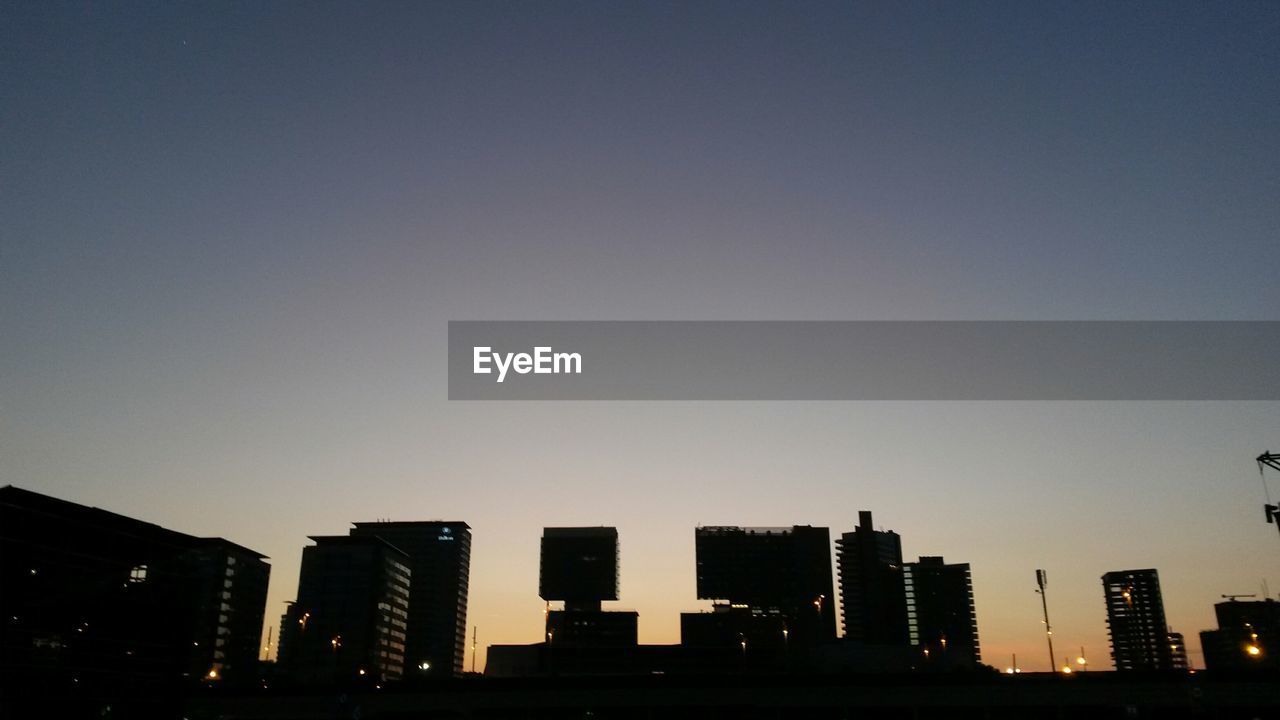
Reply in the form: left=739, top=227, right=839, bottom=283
left=1259, top=452, right=1280, bottom=530
left=1260, top=452, right=1280, bottom=474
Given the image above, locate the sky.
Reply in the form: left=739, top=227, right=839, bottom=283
left=2, top=1, right=1279, bottom=672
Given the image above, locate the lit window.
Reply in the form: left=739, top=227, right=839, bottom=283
left=129, top=565, right=148, bottom=583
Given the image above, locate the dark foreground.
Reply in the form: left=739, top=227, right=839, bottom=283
left=6, top=672, right=1279, bottom=720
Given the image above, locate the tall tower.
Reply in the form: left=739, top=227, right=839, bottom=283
left=904, top=556, right=981, bottom=666
left=835, top=511, right=909, bottom=644
left=1102, top=569, right=1175, bottom=671
left=349, top=521, right=471, bottom=675
left=279, top=535, right=411, bottom=684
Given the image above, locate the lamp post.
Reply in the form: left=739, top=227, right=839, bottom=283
left=1035, top=570, right=1056, bottom=671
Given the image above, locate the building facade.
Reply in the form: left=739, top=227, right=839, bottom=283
left=539, top=527, right=620, bottom=611
left=185, top=538, right=271, bottom=684
left=349, top=521, right=471, bottom=675
left=539, top=527, right=635, bottom=648
left=278, top=535, right=411, bottom=684
left=1199, top=598, right=1279, bottom=671
left=691, top=525, right=837, bottom=646
left=903, top=556, right=981, bottom=667
left=835, top=511, right=909, bottom=645
left=1102, top=569, right=1176, bottom=671
left=0, top=486, right=270, bottom=694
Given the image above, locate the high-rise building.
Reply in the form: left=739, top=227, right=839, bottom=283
left=278, top=536, right=411, bottom=684
left=0, top=486, right=270, bottom=694
left=689, top=526, right=836, bottom=646
left=903, top=556, right=980, bottom=666
left=1199, top=598, right=1279, bottom=671
left=539, top=527, right=636, bottom=647
left=835, top=511, right=908, bottom=645
left=184, top=537, right=272, bottom=684
left=1102, top=569, right=1177, bottom=671
left=349, top=521, right=471, bottom=675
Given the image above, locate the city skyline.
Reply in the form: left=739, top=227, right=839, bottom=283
left=3, top=1, right=1279, bottom=678
left=7, top=481, right=1278, bottom=675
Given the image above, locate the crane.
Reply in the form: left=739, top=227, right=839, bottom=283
left=1258, top=452, right=1280, bottom=535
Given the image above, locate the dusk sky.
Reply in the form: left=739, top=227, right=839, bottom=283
left=3, top=1, right=1279, bottom=672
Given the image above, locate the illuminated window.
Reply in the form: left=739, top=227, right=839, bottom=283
left=129, top=565, right=148, bottom=583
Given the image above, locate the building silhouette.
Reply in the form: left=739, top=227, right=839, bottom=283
left=684, top=526, right=836, bottom=649
left=540, top=527, right=637, bottom=647
left=835, top=511, right=909, bottom=645
left=1167, top=630, right=1189, bottom=670
left=349, top=521, right=471, bottom=675
left=1199, top=598, right=1279, bottom=671
left=1102, top=569, right=1179, bottom=671
left=904, top=556, right=981, bottom=667
left=679, top=608, right=790, bottom=653
left=277, top=535, right=410, bottom=684
left=0, top=486, right=269, bottom=694
left=540, top=527, right=619, bottom=610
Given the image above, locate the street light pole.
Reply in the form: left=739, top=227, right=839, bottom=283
left=1036, top=569, right=1056, bottom=671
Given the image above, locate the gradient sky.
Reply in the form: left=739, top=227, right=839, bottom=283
left=3, top=1, right=1279, bottom=672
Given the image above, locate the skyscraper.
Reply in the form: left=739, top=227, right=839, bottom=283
left=0, top=486, right=270, bottom=693
left=349, top=521, right=471, bottom=675
left=903, top=556, right=980, bottom=666
left=278, top=535, right=410, bottom=684
left=835, top=511, right=909, bottom=645
left=1102, top=569, right=1176, bottom=671
left=689, top=525, right=836, bottom=646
